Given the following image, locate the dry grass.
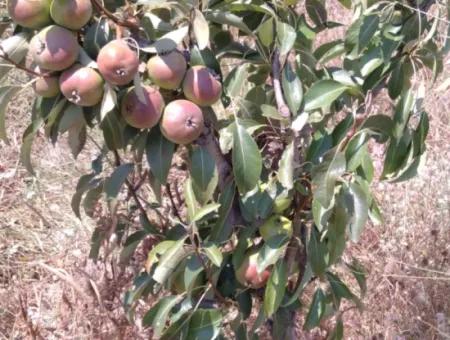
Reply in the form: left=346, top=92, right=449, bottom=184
left=1, top=2, right=449, bottom=339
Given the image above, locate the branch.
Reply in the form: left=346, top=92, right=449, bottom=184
left=112, top=150, right=153, bottom=227
left=90, top=0, right=139, bottom=30
left=272, top=49, right=290, bottom=118
left=0, top=53, right=49, bottom=77
left=165, top=182, right=186, bottom=224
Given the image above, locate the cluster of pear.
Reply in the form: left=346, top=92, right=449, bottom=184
left=8, top=0, right=223, bottom=145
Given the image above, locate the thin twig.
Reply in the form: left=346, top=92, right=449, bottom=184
left=0, top=53, right=49, bottom=77
left=90, top=0, right=139, bottom=30
left=165, top=182, right=186, bottom=224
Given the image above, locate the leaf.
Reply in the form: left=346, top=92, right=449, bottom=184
left=77, top=48, right=98, bottom=68
left=190, top=146, right=218, bottom=204
left=256, top=234, right=289, bottom=274
left=140, top=26, right=189, bottom=53
left=153, top=237, right=189, bottom=284
left=84, top=18, right=113, bottom=59
left=358, top=15, right=379, bottom=53
left=315, top=40, right=346, bottom=64
left=232, top=120, right=262, bottom=193
left=104, top=163, right=134, bottom=201
left=304, top=80, right=348, bottom=112
left=307, top=227, right=328, bottom=277
left=264, top=261, right=287, bottom=317
left=143, top=295, right=184, bottom=337
left=0, top=86, right=22, bottom=142
left=304, top=288, right=326, bottom=330
left=347, top=181, right=369, bottom=242
left=0, top=33, right=29, bottom=81
left=100, top=110, right=126, bottom=151
left=312, top=150, right=346, bottom=208
left=185, top=177, right=200, bottom=222
left=205, top=11, right=252, bottom=35
left=186, top=309, right=222, bottom=340
left=146, top=127, right=174, bottom=184
left=277, top=22, right=296, bottom=56
left=278, top=141, right=294, bottom=190
left=224, top=63, right=248, bottom=97
left=193, top=9, right=209, bottom=50
left=192, top=203, right=220, bottom=222
left=210, top=181, right=236, bottom=243
left=282, top=61, right=303, bottom=115
left=291, top=112, right=309, bottom=132
left=83, top=182, right=103, bottom=217
left=71, top=174, right=97, bottom=218
left=258, top=18, right=274, bottom=47
left=346, top=259, right=367, bottom=297
left=306, top=0, right=327, bottom=27
left=203, top=243, right=223, bottom=267
left=20, top=114, right=44, bottom=175
left=100, top=82, right=117, bottom=120
left=68, top=124, right=87, bottom=158
left=326, top=272, right=356, bottom=307
left=328, top=318, right=344, bottom=340
left=120, top=230, right=148, bottom=264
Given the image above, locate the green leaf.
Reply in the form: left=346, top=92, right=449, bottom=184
left=304, top=80, right=348, bottom=112
left=347, top=181, right=369, bottom=242
left=232, top=120, right=262, bottom=194
left=224, top=63, right=248, bottom=97
left=346, top=259, right=367, bottom=297
left=100, top=110, right=126, bottom=150
left=100, top=82, right=117, bottom=120
left=256, top=234, right=289, bottom=274
left=143, top=295, right=184, bottom=337
left=193, top=9, right=210, bottom=50
left=358, top=15, right=379, bottom=52
left=190, top=146, right=218, bottom=204
left=315, top=40, right=346, bottom=64
left=304, top=288, right=326, bottom=330
left=84, top=18, right=113, bottom=59
left=192, top=203, right=220, bottom=222
left=146, top=127, right=175, bottom=184
left=210, top=181, right=236, bottom=243
left=0, top=86, right=22, bottom=142
left=277, top=22, right=296, bottom=56
left=186, top=309, right=222, bottom=340
left=312, top=150, right=346, bottom=208
left=71, top=174, right=97, bottom=218
left=278, top=141, right=294, bottom=190
left=104, top=163, right=133, bottom=201
left=83, top=182, right=103, bottom=217
left=203, top=243, right=223, bottom=267
left=0, top=33, right=29, bottom=81
left=328, top=318, right=344, bottom=340
left=307, top=227, right=328, bottom=277
left=140, top=26, right=189, bottom=53
left=264, top=261, right=287, bottom=317
left=306, top=0, right=327, bottom=27
left=19, top=114, right=44, bottom=174
left=326, top=272, right=355, bottom=307
left=68, top=124, right=87, bottom=158
left=120, top=230, right=148, bottom=264
left=282, top=61, right=303, bottom=115
left=327, top=203, right=348, bottom=264
left=185, top=178, right=200, bottom=222
left=258, top=18, right=274, bottom=47
left=205, top=11, right=252, bottom=35
left=153, top=237, right=189, bottom=285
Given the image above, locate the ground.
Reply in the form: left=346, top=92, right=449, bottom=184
left=1, top=3, right=450, bottom=340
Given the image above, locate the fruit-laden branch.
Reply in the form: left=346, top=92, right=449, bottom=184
left=272, top=49, right=290, bottom=118
left=0, top=53, right=49, bottom=77
left=90, top=0, right=139, bottom=30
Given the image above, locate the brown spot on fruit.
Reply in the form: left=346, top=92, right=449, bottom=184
left=160, top=99, right=204, bottom=145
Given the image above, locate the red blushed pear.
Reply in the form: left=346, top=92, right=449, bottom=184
left=235, top=248, right=271, bottom=289
left=182, top=65, right=222, bottom=106
left=120, top=86, right=165, bottom=129
left=30, top=25, right=80, bottom=71
left=50, top=0, right=93, bottom=30
left=146, top=50, right=187, bottom=90
left=97, top=39, right=139, bottom=86
left=33, top=66, right=60, bottom=98
left=7, top=0, right=51, bottom=29
left=160, top=99, right=204, bottom=145
left=59, top=64, right=104, bottom=106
